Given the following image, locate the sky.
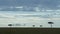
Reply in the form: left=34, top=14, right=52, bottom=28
left=0, top=0, right=60, bottom=27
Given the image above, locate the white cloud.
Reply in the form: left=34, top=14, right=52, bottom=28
left=15, top=6, right=23, bottom=9
left=0, top=13, right=49, bottom=24
left=46, top=10, right=54, bottom=11
left=0, top=11, right=60, bottom=27
left=34, top=7, right=40, bottom=12
left=56, top=10, right=60, bottom=11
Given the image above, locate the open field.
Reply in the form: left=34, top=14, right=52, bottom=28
left=0, top=27, right=60, bottom=34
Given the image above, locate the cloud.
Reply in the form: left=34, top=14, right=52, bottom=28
left=0, top=11, right=60, bottom=27
left=34, top=7, right=40, bottom=11
left=15, top=6, right=23, bottom=8
left=0, top=12, right=50, bottom=24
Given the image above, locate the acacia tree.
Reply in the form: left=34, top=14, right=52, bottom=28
left=8, top=24, right=12, bottom=26
left=40, top=25, right=42, bottom=28
left=32, top=25, right=35, bottom=27
left=48, top=22, right=54, bottom=28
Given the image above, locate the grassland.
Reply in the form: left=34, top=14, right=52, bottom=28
left=0, top=27, right=60, bottom=34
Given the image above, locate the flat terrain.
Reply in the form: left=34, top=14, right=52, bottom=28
left=0, top=27, right=60, bottom=34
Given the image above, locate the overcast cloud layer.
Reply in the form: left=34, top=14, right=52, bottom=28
left=0, top=0, right=60, bottom=9
left=0, top=0, right=60, bottom=27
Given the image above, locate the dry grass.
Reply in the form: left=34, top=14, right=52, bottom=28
left=0, top=27, right=60, bottom=34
